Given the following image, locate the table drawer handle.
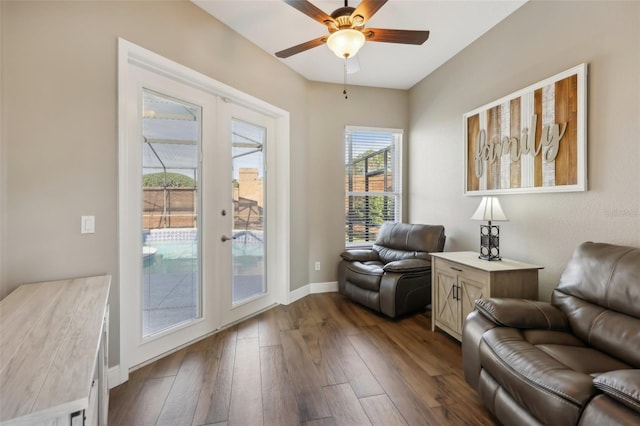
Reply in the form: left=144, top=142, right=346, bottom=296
left=450, top=267, right=463, bottom=272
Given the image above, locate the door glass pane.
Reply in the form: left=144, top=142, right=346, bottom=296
left=141, top=90, right=202, bottom=337
left=232, top=119, right=266, bottom=304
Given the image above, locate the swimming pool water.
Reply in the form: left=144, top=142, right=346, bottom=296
left=145, top=240, right=264, bottom=261
left=149, top=242, right=198, bottom=260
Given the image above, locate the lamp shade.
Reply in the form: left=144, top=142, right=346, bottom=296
left=326, top=29, right=366, bottom=58
left=471, top=197, right=508, bottom=222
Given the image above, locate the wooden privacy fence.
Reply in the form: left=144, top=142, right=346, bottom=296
left=143, top=187, right=196, bottom=229
left=143, top=188, right=264, bottom=230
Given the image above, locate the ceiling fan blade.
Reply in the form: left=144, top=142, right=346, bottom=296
left=351, top=0, right=388, bottom=23
left=364, top=28, right=430, bottom=45
left=275, top=36, right=327, bottom=58
left=283, top=0, right=334, bottom=26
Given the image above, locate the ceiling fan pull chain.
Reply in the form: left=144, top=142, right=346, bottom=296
left=343, top=57, right=348, bottom=99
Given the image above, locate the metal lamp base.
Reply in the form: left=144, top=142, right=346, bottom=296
left=479, top=224, right=501, bottom=261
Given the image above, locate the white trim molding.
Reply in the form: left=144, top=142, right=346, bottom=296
left=287, top=281, right=339, bottom=304
left=108, top=366, right=122, bottom=389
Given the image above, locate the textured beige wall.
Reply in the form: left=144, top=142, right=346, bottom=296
left=1, top=0, right=411, bottom=370
left=408, top=1, right=640, bottom=300
left=307, top=83, right=409, bottom=285
left=1, top=0, right=310, bottom=365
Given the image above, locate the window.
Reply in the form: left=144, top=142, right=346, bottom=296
left=344, top=126, right=402, bottom=245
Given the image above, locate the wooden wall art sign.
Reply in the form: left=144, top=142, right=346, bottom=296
left=464, top=63, right=587, bottom=195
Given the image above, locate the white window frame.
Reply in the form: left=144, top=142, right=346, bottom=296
left=344, top=126, right=403, bottom=248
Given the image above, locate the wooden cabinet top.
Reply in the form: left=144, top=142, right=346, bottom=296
left=431, top=251, right=543, bottom=272
left=0, top=275, right=111, bottom=425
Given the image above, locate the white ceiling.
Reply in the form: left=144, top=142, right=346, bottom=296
left=193, top=0, right=526, bottom=90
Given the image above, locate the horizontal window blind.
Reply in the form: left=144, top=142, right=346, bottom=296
left=345, top=127, right=402, bottom=245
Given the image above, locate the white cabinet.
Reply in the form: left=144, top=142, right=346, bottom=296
left=0, top=276, right=111, bottom=426
left=431, top=252, right=541, bottom=341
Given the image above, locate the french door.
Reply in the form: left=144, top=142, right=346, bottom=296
left=219, top=104, right=276, bottom=325
left=120, top=46, right=278, bottom=373
left=122, top=64, right=219, bottom=368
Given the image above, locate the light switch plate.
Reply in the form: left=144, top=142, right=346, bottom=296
left=81, top=215, right=95, bottom=234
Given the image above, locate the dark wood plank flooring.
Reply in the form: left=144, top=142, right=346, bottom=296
left=109, top=292, right=496, bottom=425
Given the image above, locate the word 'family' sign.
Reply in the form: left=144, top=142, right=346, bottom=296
left=464, top=64, right=587, bottom=195
left=474, top=113, right=567, bottom=178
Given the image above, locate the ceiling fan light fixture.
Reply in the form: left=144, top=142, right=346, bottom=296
left=326, top=29, right=365, bottom=58
left=352, top=15, right=365, bottom=27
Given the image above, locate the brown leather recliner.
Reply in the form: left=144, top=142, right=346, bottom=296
left=462, top=242, right=640, bottom=425
left=338, top=222, right=445, bottom=318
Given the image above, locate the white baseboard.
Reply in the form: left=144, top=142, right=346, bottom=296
left=310, top=281, right=338, bottom=294
left=108, top=365, right=123, bottom=389
left=287, top=281, right=338, bottom=304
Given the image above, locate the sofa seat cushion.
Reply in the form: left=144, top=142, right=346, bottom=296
left=536, top=344, right=631, bottom=375
left=480, top=327, right=630, bottom=425
left=342, top=261, right=384, bottom=292
left=521, top=329, right=585, bottom=346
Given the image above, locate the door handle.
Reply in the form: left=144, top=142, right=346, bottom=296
left=221, top=235, right=236, bottom=242
left=452, top=284, right=460, bottom=301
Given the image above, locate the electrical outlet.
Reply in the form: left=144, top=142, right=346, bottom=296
left=315, top=261, right=321, bottom=271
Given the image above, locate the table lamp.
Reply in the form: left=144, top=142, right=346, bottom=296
left=471, top=197, right=508, bottom=261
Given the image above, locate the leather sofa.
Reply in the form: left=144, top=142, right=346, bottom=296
left=338, top=222, right=445, bottom=318
left=462, top=242, right=640, bottom=425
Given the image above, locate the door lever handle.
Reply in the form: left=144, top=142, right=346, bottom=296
left=221, top=235, right=236, bottom=242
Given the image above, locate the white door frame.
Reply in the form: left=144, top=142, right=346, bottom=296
left=117, top=38, right=290, bottom=385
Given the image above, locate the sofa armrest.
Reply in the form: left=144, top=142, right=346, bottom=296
left=340, top=249, right=379, bottom=262
left=383, top=259, right=431, bottom=273
left=593, top=370, right=640, bottom=413
left=462, top=310, right=499, bottom=391
left=475, top=298, right=569, bottom=330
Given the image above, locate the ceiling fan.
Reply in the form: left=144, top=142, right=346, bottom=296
left=275, top=0, right=430, bottom=60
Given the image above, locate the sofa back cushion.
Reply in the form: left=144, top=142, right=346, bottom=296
left=372, top=222, right=445, bottom=263
left=552, top=242, right=640, bottom=367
